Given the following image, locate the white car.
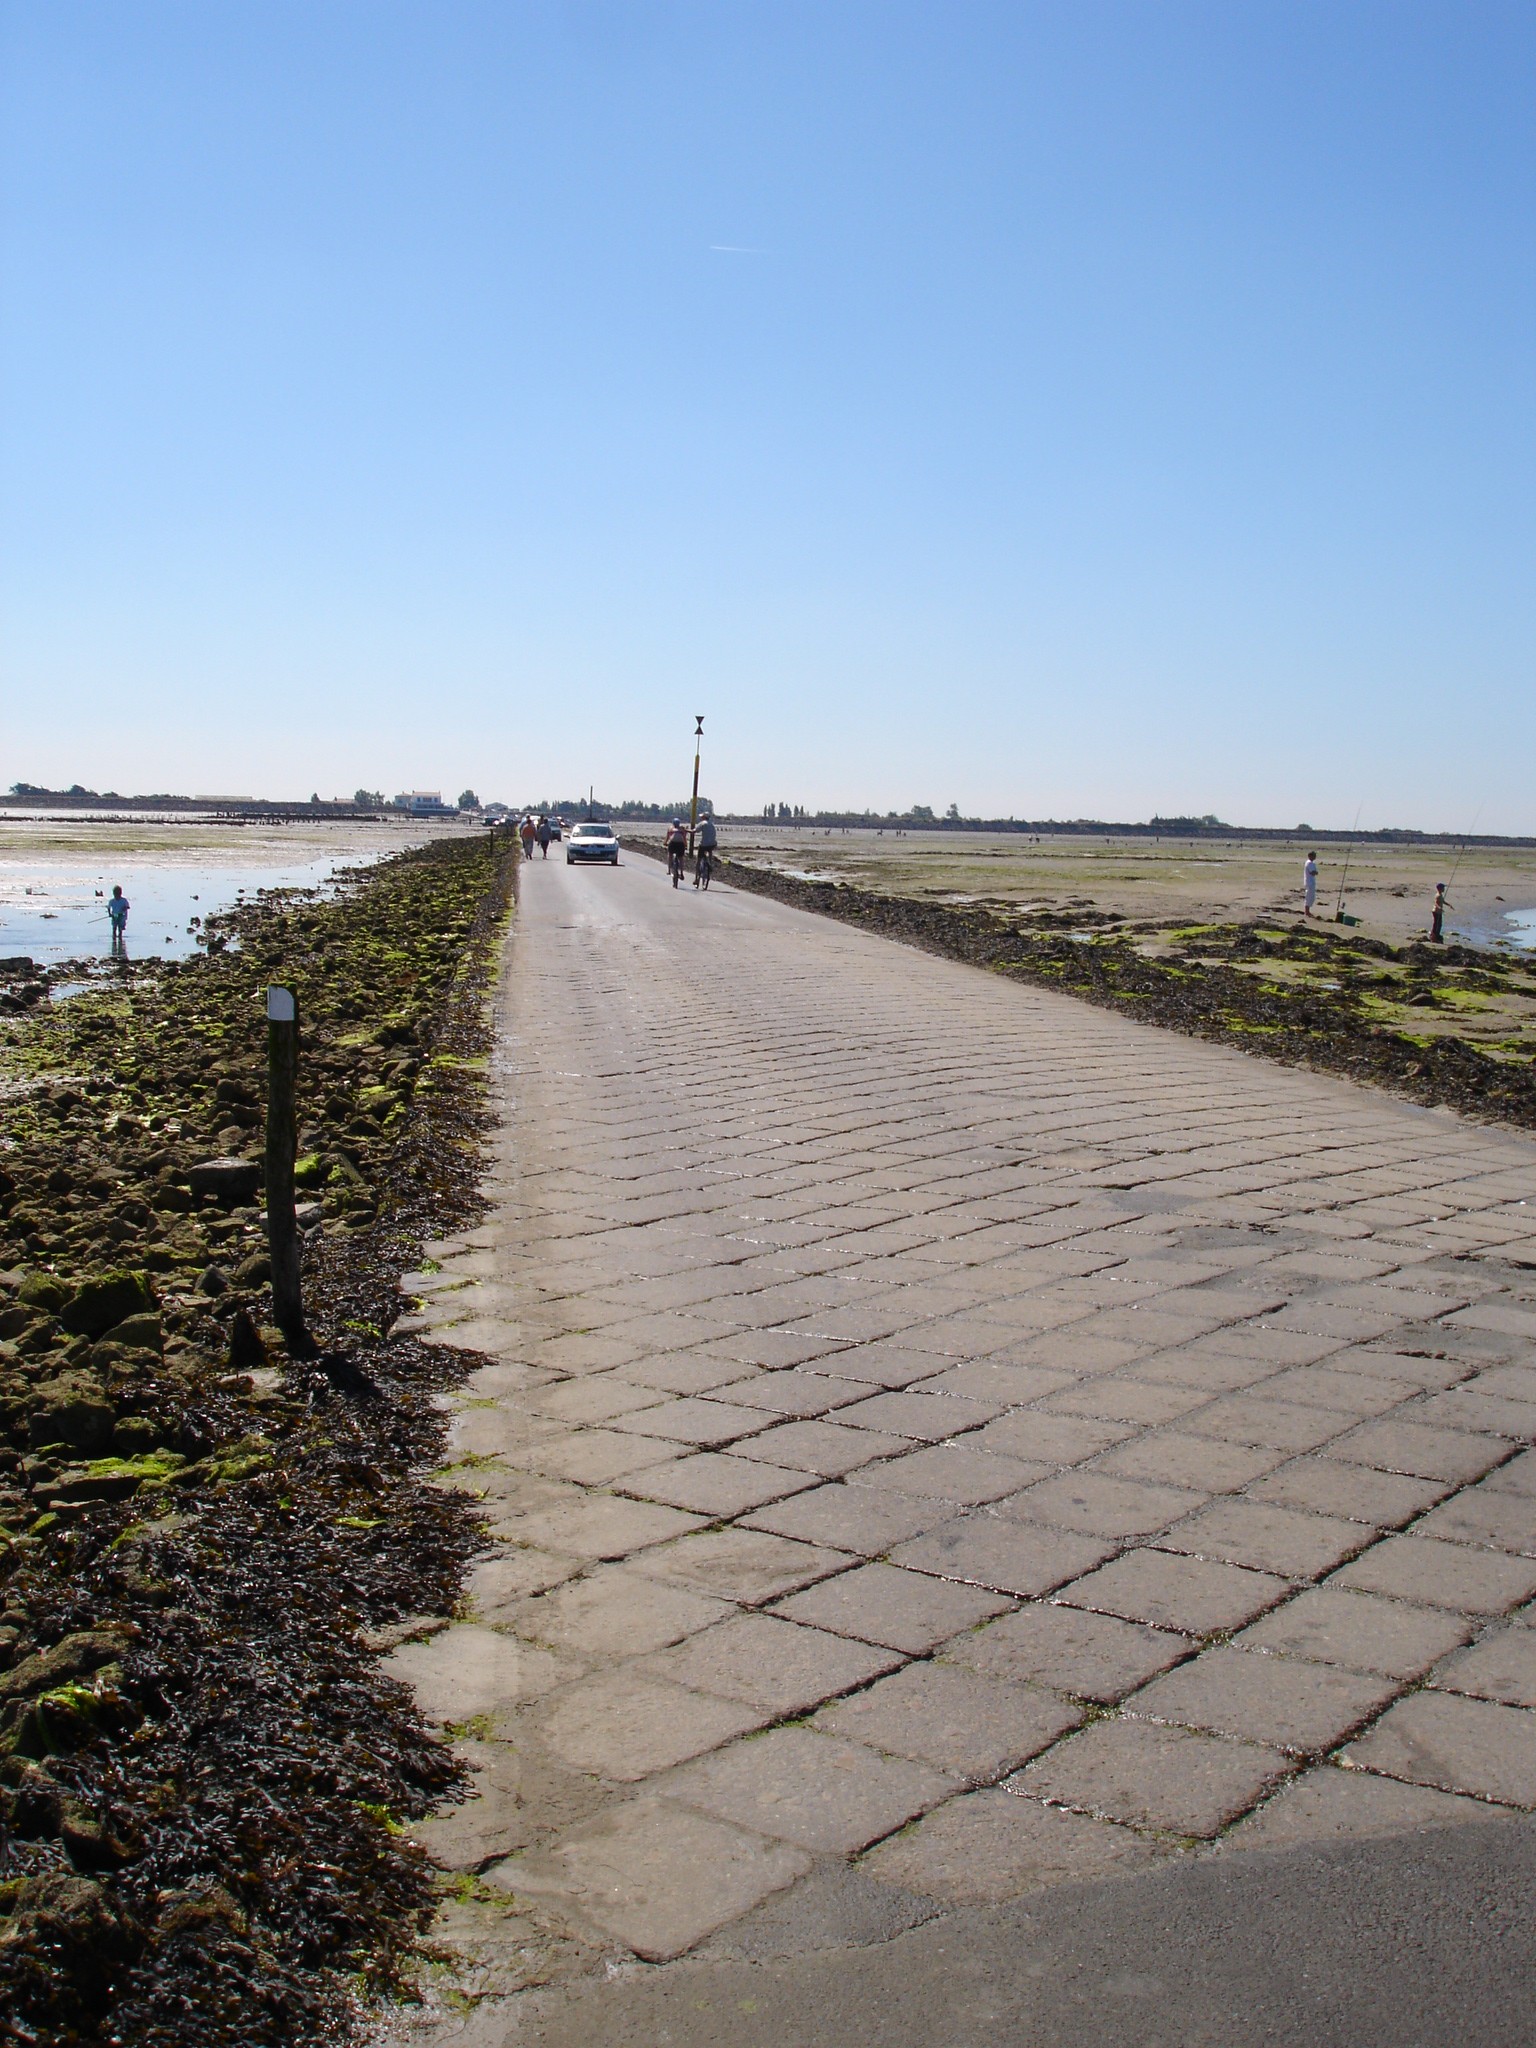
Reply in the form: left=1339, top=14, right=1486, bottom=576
left=566, top=821, right=619, bottom=866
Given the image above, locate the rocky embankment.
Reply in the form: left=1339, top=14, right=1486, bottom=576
left=624, top=838, right=1536, bottom=1133
left=0, top=836, right=514, bottom=2045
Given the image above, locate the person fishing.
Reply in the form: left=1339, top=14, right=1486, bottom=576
left=1303, top=851, right=1318, bottom=917
left=1430, top=882, right=1447, bottom=944
left=106, top=885, right=130, bottom=948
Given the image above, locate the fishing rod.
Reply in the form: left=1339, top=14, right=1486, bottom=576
left=1334, top=802, right=1363, bottom=922
left=1444, top=802, right=1482, bottom=905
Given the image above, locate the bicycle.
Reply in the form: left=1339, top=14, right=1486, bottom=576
left=667, top=843, right=685, bottom=887
left=694, top=847, right=714, bottom=891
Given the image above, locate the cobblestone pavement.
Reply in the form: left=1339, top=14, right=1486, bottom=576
left=383, top=855, right=1536, bottom=2028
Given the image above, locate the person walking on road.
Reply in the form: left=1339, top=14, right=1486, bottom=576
left=537, top=815, right=551, bottom=858
left=1303, top=851, right=1318, bottom=917
left=520, top=815, right=535, bottom=861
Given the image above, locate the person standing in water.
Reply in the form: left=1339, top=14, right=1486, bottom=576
left=106, top=885, right=130, bottom=950
left=1430, top=882, right=1447, bottom=943
left=1303, top=852, right=1318, bottom=917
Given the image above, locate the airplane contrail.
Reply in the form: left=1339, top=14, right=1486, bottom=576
left=709, top=243, right=766, bottom=253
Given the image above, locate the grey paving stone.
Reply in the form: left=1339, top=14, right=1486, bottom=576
left=732, top=1418, right=910, bottom=1476
left=490, top=1797, right=811, bottom=1960
left=529, top=1428, right=687, bottom=1486
left=945, top=1602, right=1192, bottom=1703
left=1182, top=1394, right=1348, bottom=1454
left=1483, top=1447, right=1536, bottom=1496
left=1011, top=1717, right=1292, bottom=1837
left=1333, top=1535, right=1536, bottom=1615
left=859, top=1786, right=1170, bottom=1902
left=382, top=1624, right=573, bottom=1730
left=974, top=1410, right=1136, bottom=1466
left=834, top=1389, right=1004, bottom=1440
left=1433, top=1628, right=1536, bottom=1708
left=1223, top=1763, right=1507, bottom=1852
left=724, top=1370, right=878, bottom=1416
left=662, top=1727, right=959, bottom=1854
left=1235, top=1586, right=1472, bottom=1679
left=630, top=1526, right=854, bottom=1606
left=890, top=1513, right=1113, bottom=1597
left=614, top=1395, right=777, bottom=1445
left=1328, top=1418, right=1512, bottom=1484
left=810, top=1342, right=958, bottom=1387
left=617, top=1451, right=821, bottom=1517
left=642, top=1612, right=903, bottom=1714
left=743, top=1481, right=952, bottom=1555
left=1043, top=1377, right=1213, bottom=1427
left=848, top=1440, right=1048, bottom=1505
left=1342, top=1691, right=1536, bottom=1807
left=1056, top=1548, right=1292, bottom=1636
left=532, top=1672, right=769, bottom=1781
left=463, top=1546, right=582, bottom=1620
left=773, top=1561, right=1011, bottom=1653
left=1010, top=1471, right=1207, bottom=1539
left=406, top=1737, right=605, bottom=1871
left=815, top=1662, right=1083, bottom=1782
left=509, top=1566, right=735, bottom=1658
left=496, top=1492, right=708, bottom=1560
left=615, top=1351, right=770, bottom=1395
left=1092, top=1432, right=1286, bottom=1493
left=1243, top=1457, right=1448, bottom=1528
left=1157, top=1499, right=1371, bottom=1580
left=1126, top=1644, right=1400, bottom=1753
left=529, top=1376, right=668, bottom=1425
left=1414, top=1486, right=1536, bottom=1556
left=914, top=1360, right=1077, bottom=1405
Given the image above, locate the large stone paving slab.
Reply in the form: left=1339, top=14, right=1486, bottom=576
left=383, top=852, right=1536, bottom=1995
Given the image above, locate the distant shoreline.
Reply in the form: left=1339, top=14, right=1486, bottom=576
left=4, top=797, right=1533, bottom=848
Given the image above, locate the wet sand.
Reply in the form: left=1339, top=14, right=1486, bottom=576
left=715, top=829, right=1536, bottom=951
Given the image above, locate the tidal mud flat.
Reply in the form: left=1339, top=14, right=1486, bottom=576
left=629, top=841, right=1536, bottom=1134
left=0, top=835, right=514, bottom=2044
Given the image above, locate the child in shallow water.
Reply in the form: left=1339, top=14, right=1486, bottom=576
left=106, top=885, right=130, bottom=936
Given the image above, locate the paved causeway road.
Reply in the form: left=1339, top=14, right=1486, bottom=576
left=381, top=852, right=1536, bottom=2045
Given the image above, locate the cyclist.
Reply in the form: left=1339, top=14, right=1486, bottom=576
left=665, top=818, right=687, bottom=886
left=694, top=812, right=718, bottom=889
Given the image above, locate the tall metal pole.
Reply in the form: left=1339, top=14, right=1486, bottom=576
left=688, top=715, right=704, bottom=853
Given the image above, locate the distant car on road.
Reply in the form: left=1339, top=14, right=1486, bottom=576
left=547, top=818, right=562, bottom=840
left=566, top=821, right=619, bottom=866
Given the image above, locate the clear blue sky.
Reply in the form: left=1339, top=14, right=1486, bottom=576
left=2, top=3, right=1532, bottom=827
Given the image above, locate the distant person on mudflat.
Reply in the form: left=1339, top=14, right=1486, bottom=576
left=537, top=815, right=551, bottom=857
left=1430, top=882, right=1447, bottom=943
left=1303, top=852, right=1318, bottom=916
left=107, top=885, right=130, bottom=946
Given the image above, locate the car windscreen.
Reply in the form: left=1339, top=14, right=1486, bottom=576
left=572, top=825, right=611, bottom=837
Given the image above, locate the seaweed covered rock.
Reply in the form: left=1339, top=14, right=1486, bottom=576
left=186, top=1159, right=263, bottom=1205
left=26, top=1374, right=115, bottom=1455
left=61, top=1271, right=154, bottom=1341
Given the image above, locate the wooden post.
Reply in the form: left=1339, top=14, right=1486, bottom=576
left=265, top=984, right=308, bottom=1348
